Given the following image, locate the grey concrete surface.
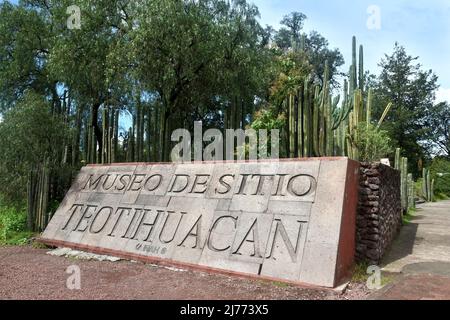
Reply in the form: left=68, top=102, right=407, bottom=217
left=382, top=200, right=450, bottom=274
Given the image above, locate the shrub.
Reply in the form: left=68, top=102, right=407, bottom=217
left=354, top=123, right=392, bottom=162
left=0, top=202, right=33, bottom=245
left=430, top=157, right=450, bottom=197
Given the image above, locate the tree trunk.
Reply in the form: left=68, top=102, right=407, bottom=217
left=146, top=105, right=152, bottom=162
left=92, top=102, right=103, bottom=162
left=72, top=104, right=83, bottom=167
left=113, top=109, right=119, bottom=163
left=51, top=83, right=61, bottom=115
left=136, top=100, right=141, bottom=162
left=152, top=106, right=159, bottom=162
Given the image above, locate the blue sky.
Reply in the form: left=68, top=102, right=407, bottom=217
left=252, top=0, right=450, bottom=102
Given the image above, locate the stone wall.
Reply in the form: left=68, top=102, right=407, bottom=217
left=356, top=162, right=402, bottom=265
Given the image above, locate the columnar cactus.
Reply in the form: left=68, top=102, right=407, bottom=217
left=277, top=36, right=391, bottom=161
left=359, top=45, right=364, bottom=91
left=408, top=173, right=415, bottom=209
left=400, top=157, right=408, bottom=211
left=395, top=148, right=401, bottom=170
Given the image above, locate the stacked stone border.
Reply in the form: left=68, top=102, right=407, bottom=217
left=356, top=162, right=402, bottom=265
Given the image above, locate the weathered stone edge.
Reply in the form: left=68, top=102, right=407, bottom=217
left=334, top=159, right=360, bottom=287
left=36, top=237, right=341, bottom=290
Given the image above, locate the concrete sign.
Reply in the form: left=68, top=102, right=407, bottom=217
left=40, top=158, right=359, bottom=288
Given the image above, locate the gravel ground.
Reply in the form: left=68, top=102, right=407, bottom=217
left=0, top=245, right=370, bottom=300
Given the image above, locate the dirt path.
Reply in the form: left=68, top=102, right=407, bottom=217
left=0, top=246, right=369, bottom=300
left=372, top=200, right=450, bottom=300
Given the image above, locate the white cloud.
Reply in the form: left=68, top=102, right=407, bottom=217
left=435, top=87, right=450, bottom=103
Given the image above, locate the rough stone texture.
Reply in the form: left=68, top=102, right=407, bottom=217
left=40, top=158, right=359, bottom=288
left=356, top=162, right=402, bottom=265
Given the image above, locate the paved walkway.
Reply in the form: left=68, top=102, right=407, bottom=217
left=372, top=200, right=450, bottom=300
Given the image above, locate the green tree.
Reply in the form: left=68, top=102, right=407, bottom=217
left=0, top=1, right=53, bottom=111
left=305, top=31, right=344, bottom=88
left=373, top=43, right=439, bottom=176
left=47, top=0, right=133, bottom=160
left=429, top=157, right=450, bottom=197
left=131, top=0, right=270, bottom=161
left=274, top=12, right=344, bottom=87
left=0, top=92, right=70, bottom=203
left=269, top=49, right=312, bottom=107
left=423, top=102, right=450, bottom=157
left=274, top=12, right=307, bottom=49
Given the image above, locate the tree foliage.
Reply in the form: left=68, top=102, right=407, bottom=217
left=373, top=43, right=439, bottom=176
left=0, top=1, right=53, bottom=110
left=0, top=92, right=70, bottom=203
left=429, top=157, right=450, bottom=197
left=273, top=12, right=344, bottom=87
left=423, top=102, right=450, bottom=157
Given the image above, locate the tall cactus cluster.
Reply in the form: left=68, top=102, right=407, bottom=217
left=422, top=168, right=435, bottom=202
left=26, top=159, right=50, bottom=232
left=395, top=148, right=437, bottom=211
left=396, top=148, right=416, bottom=212
left=283, top=36, right=370, bottom=159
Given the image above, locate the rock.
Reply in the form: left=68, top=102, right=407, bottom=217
left=47, top=247, right=72, bottom=257
left=47, top=248, right=122, bottom=262
left=368, top=177, right=381, bottom=185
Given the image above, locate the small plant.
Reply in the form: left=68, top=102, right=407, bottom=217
left=0, top=204, right=34, bottom=246
left=403, top=208, right=417, bottom=225
left=435, top=193, right=449, bottom=201
left=430, top=157, right=450, bottom=198
left=271, top=281, right=290, bottom=288
left=352, top=262, right=370, bottom=283
left=251, top=107, right=286, bottom=132
left=352, top=262, right=394, bottom=288
left=350, top=122, right=392, bottom=162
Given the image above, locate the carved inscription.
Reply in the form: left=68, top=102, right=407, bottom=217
left=60, top=203, right=308, bottom=263
left=59, top=166, right=319, bottom=264
left=82, top=172, right=317, bottom=199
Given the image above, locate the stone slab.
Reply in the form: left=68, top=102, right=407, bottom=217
left=40, top=158, right=359, bottom=288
